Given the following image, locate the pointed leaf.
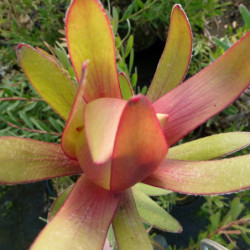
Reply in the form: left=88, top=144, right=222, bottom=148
left=167, top=132, right=250, bottom=161
left=0, top=137, right=81, bottom=184
left=61, top=62, right=88, bottom=159
left=154, top=32, right=250, bottom=146
left=146, top=4, right=192, bottom=102
left=144, top=156, right=250, bottom=195
left=31, top=175, right=121, bottom=250
left=111, top=95, right=168, bottom=192
left=119, top=72, right=134, bottom=100
left=76, top=98, right=127, bottom=189
left=132, top=188, right=181, bottom=232
left=230, top=197, right=244, bottom=220
left=48, top=185, right=73, bottom=222
left=134, top=183, right=171, bottom=196
left=84, top=99, right=126, bottom=164
left=66, top=0, right=121, bottom=101
left=112, top=189, right=153, bottom=250
left=76, top=95, right=167, bottom=191
left=156, top=113, right=169, bottom=129
left=239, top=4, right=250, bottom=29
left=17, top=44, right=77, bottom=120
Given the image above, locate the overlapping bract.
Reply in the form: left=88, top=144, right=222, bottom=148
left=0, top=0, right=249, bottom=249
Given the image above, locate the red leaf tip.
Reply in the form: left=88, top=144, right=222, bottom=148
left=173, top=4, right=182, bottom=9
left=128, top=95, right=141, bottom=105
left=17, top=43, right=25, bottom=50
left=82, top=60, right=89, bottom=71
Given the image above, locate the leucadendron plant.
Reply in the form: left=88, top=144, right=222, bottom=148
left=0, top=0, right=250, bottom=249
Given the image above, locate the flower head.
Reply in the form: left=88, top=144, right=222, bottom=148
left=0, top=0, right=250, bottom=249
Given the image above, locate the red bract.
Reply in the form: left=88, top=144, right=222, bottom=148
left=0, top=0, right=249, bottom=249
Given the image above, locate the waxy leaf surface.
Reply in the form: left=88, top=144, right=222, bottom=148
left=76, top=98, right=127, bottom=189
left=17, top=44, right=77, bottom=120
left=111, top=95, right=168, bottom=191
left=113, top=189, right=153, bottom=250
left=147, top=4, right=192, bottom=102
left=132, top=188, right=181, bottom=232
left=31, top=175, right=121, bottom=250
left=168, top=132, right=250, bottom=161
left=154, top=32, right=250, bottom=146
left=144, top=155, right=250, bottom=195
left=77, top=95, right=167, bottom=191
left=0, top=137, right=81, bottom=184
left=66, top=0, right=121, bottom=101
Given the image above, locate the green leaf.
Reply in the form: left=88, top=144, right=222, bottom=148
left=239, top=4, right=250, bottom=29
left=129, top=48, right=134, bottom=74
left=22, top=101, right=38, bottom=112
left=146, top=5, right=192, bottom=101
left=136, top=0, right=144, bottom=9
left=0, top=137, right=81, bottom=184
left=17, top=44, right=77, bottom=120
left=230, top=197, right=244, bottom=220
left=242, top=232, right=250, bottom=245
left=134, top=183, right=171, bottom=196
left=167, top=132, right=250, bottom=161
left=118, top=73, right=133, bottom=100
left=54, top=46, right=70, bottom=70
left=132, top=188, right=181, bottom=232
left=124, top=35, right=134, bottom=58
left=131, top=71, right=137, bottom=88
left=112, top=189, right=153, bottom=250
left=144, top=155, right=250, bottom=195
left=212, top=37, right=230, bottom=51
left=48, top=117, right=63, bottom=132
left=140, top=86, right=147, bottom=95
left=19, top=111, right=34, bottom=129
left=30, top=117, right=50, bottom=132
left=210, top=212, right=221, bottom=231
left=122, top=1, right=136, bottom=20
left=112, top=6, right=119, bottom=35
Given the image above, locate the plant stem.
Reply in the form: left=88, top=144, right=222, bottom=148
left=207, top=218, right=250, bottom=239
left=0, top=97, right=43, bottom=101
left=7, top=122, right=61, bottom=136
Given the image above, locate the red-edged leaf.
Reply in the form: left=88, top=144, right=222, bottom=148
left=144, top=156, right=250, bottom=195
left=61, top=62, right=88, bottom=159
left=111, top=95, right=168, bottom=192
left=66, top=0, right=121, bottom=101
left=17, top=44, right=77, bottom=120
left=0, top=137, right=81, bottom=184
left=76, top=95, right=167, bottom=192
left=146, top=4, right=192, bottom=102
left=167, top=132, right=250, bottom=161
left=112, top=189, right=153, bottom=250
left=76, top=98, right=127, bottom=190
left=31, top=175, right=121, bottom=249
left=154, top=32, right=250, bottom=146
left=132, top=187, right=182, bottom=232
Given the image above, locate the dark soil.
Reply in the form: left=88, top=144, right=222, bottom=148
left=0, top=183, right=50, bottom=250
left=206, top=0, right=250, bottom=38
